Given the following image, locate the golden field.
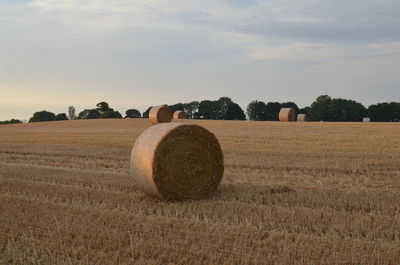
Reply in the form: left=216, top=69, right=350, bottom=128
left=0, top=119, right=399, bottom=265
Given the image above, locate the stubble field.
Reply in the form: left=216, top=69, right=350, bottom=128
left=0, top=119, right=399, bottom=265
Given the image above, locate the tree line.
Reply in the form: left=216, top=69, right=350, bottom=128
left=248, top=95, right=400, bottom=122
left=1, top=95, right=399, bottom=124
left=0, top=119, right=22, bottom=125
left=25, top=97, right=247, bottom=123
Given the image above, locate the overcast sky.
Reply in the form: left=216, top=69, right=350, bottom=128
left=1, top=0, right=399, bottom=120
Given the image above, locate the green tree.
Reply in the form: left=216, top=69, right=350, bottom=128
left=368, top=102, right=400, bottom=122
left=299, top=106, right=312, bottom=120
left=217, top=97, right=233, bottom=119
left=93, top=102, right=122, bottom=119
left=169, top=103, right=185, bottom=113
left=311, top=95, right=333, bottom=121
left=96, top=102, right=110, bottom=113
left=281, top=102, right=300, bottom=114
left=247, top=100, right=267, bottom=121
left=29, top=111, right=56, bottom=123
left=100, top=109, right=122, bottom=119
left=265, top=102, right=282, bottom=121
left=68, top=106, right=77, bottom=120
left=125, top=109, right=141, bottom=118
left=0, top=119, right=22, bottom=125
left=198, top=100, right=220, bottom=119
left=55, top=113, right=68, bottom=121
left=142, top=107, right=152, bottom=118
left=226, top=103, right=246, bottom=120
left=183, top=101, right=199, bottom=119
left=311, top=95, right=367, bottom=121
left=330, top=98, right=366, bottom=121
left=78, top=109, right=100, bottom=119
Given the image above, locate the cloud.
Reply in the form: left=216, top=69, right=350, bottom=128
left=4, top=0, right=400, bottom=43
left=247, top=41, right=400, bottom=61
left=1, top=0, right=400, bottom=120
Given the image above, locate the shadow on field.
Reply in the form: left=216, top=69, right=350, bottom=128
left=214, top=183, right=296, bottom=202
left=129, top=183, right=295, bottom=204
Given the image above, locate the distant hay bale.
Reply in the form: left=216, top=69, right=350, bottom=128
left=363, top=117, right=371, bottom=122
left=297, top=114, right=308, bottom=122
left=279, top=108, right=296, bottom=122
left=149, top=106, right=172, bottom=125
left=173, top=111, right=189, bottom=120
left=130, top=122, right=224, bottom=201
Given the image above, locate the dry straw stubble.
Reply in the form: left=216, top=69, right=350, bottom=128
left=149, top=106, right=173, bottom=125
left=279, top=108, right=296, bottom=122
left=130, top=122, right=224, bottom=201
left=173, top=110, right=189, bottom=120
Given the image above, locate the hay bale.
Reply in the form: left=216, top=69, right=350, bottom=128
left=173, top=110, right=189, bottom=120
left=279, top=108, right=296, bottom=122
left=130, top=122, right=224, bottom=201
left=297, top=114, right=308, bottom=122
left=363, top=117, right=371, bottom=122
left=149, top=106, right=172, bottom=125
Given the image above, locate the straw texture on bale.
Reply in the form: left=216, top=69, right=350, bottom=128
left=149, top=106, right=172, bottom=125
left=173, top=110, right=189, bottom=120
left=297, top=114, right=308, bottom=122
left=363, top=117, right=371, bottom=122
left=279, top=108, right=296, bottom=122
left=130, top=122, right=224, bottom=201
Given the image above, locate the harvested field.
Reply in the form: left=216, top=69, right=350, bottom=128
left=1, top=119, right=400, bottom=265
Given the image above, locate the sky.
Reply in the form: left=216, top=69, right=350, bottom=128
left=1, top=0, right=400, bottom=120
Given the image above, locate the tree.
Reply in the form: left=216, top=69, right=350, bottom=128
left=225, top=103, right=246, bottom=120
left=265, top=102, right=282, bottom=121
left=217, top=97, right=234, bottom=119
left=330, top=98, right=366, bottom=121
left=29, top=111, right=56, bottom=122
left=78, top=109, right=100, bottom=119
left=96, top=102, right=110, bottom=113
left=197, top=97, right=245, bottom=120
left=142, top=107, right=152, bottom=118
left=281, top=102, right=300, bottom=114
left=368, top=102, right=400, bottom=122
left=198, top=100, right=220, bottom=119
left=183, top=101, right=199, bottom=119
left=55, top=113, right=68, bottom=121
left=310, top=95, right=367, bottom=121
left=125, top=109, right=141, bottom=118
left=247, top=100, right=267, bottom=121
left=299, top=106, right=312, bottom=120
left=169, top=103, right=185, bottom=113
left=68, top=106, right=77, bottom=120
left=391, top=102, right=400, bottom=121
left=310, top=95, right=333, bottom=121
left=101, top=109, right=122, bottom=119
left=93, top=102, right=122, bottom=119
left=0, top=119, right=22, bottom=125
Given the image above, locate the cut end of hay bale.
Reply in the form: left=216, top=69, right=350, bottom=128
left=149, top=106, right=172, bottom=125
left=297, top=114, right=308, bottom=122
left=279, top=108, right=296, bottom=122
left=173, top=110, right=189, bottom=120
left=130, top=123, right=224, bottom=201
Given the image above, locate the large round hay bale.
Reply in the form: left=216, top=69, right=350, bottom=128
left=149, top=106, right=172, bottom=125
left=297, top=114, right=307, bottom=122
left=130, top=122, right=224, bottom=201
left=173, top=110, right=189, bottom=120
left=279, top=108, right=296, bottom=122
